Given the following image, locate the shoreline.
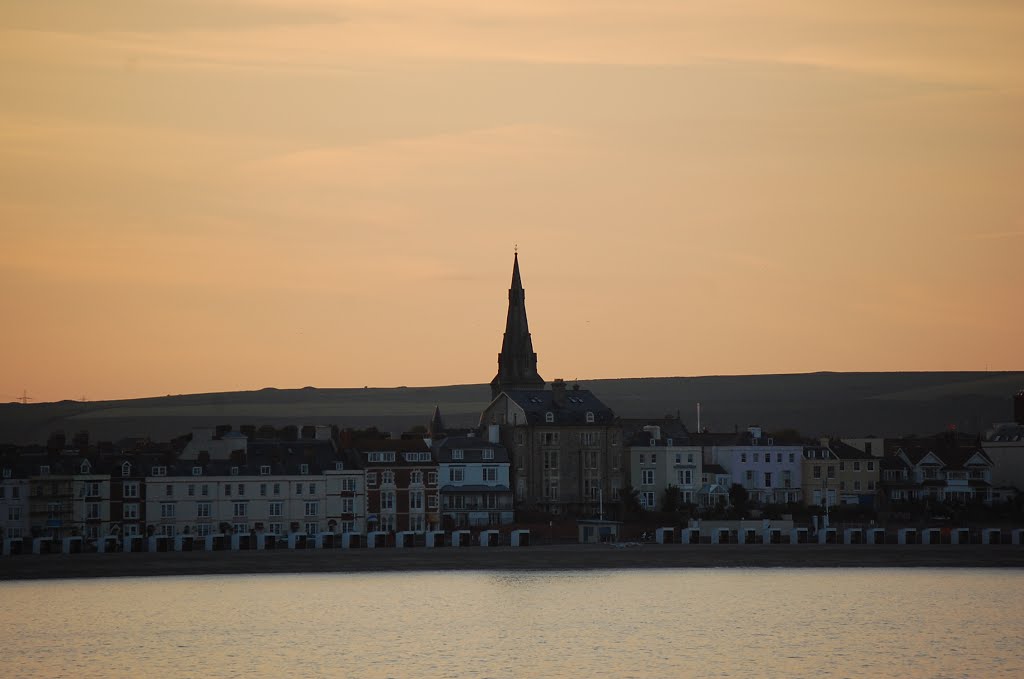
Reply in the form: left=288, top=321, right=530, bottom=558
left=2, top=544, right=1024, bottom=581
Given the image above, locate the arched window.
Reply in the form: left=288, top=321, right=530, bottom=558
left=545, top=412, right=554, bottom=423
left=585, top=411, right=595, bottom=423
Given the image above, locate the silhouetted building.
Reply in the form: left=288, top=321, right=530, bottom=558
left=481, top=254, right=623, bottom=517
left=490, top=253, right=545, bottom=400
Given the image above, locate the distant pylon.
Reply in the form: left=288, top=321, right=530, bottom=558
left=18, top=389, right=32, bottom=405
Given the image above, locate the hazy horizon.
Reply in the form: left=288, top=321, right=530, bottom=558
left=2, top=1, right=1022, bottom=403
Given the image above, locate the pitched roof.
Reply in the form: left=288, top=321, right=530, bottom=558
left=502, top=388, right=615, bottom=425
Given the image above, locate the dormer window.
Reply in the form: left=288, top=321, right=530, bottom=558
left=39, top=465, right=50, bottom=476
left=1, top=468, right=10, bottom=479
left=334, top=462, right=344, bottom=471
left=192, top=466, right=203, bottom=476
left=452, top=449, right=464, bottom=461
left=80, top=461, right=91, bottom=474
left=230, top=466, right=239, bottom=476
left=260, top=465, right=271, bottom=476
left=585, top=411, right=595, bottom=424
left=300, top=464, right=309, bottom=475
left=121, top=462, right=131, bottom=477
left=482, top=449, right=494, bottom=460
left=151, top=466, right=166, bottom=477
left=666, top=438, right=673, bottom=447
left=545, top=412, right=554, bottom=423
left=649, top=438, right=656, bottom=447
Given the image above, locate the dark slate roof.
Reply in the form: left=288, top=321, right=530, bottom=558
left=432, top=436, right=509, bottom=463
left=167, top=439, right=340, bottom=477
left=880, top=456, right=910, bottom=471
left=830, top=441, right=876, bottom=460
left=986, top=424, right=1024, bottom=442
left=503, top=389, right=615, bottom=425
left=703, top=463, right=728, bottom=475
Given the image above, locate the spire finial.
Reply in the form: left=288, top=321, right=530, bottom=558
left=514, top=243, right=518, bottom=255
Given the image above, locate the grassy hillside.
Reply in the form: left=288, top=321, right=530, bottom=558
left=1, top=372, right=1021, bottom=445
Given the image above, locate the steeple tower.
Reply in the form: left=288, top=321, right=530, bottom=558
left=491, top=252, right=545, bottom=399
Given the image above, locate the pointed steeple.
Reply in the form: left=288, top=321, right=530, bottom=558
left=428, top=405, right=445, bottom=438
left=491, top=252, right=545, bottom=399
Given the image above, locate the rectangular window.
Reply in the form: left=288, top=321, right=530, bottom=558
left=450, top=468, right=464, bottom=482
left=745, top=470, right=754, bottom=483
left=201, top=484, right=209, bottom=496
left=381, top=471, right=394, bottom=485
left=160, top=503, right=175, bottom=519
left=300, top=464, right=309, bottom=475
left=305, top=522, right=318, bottom=535
left=641, top=469, right=654, bottom=486
left=741, top=453, right=747, bottom=463
left=165, top=484, right=173, bottom=497
left=788, top=453, right=795, bottom=463
left=267, top=523, right=281, bottom=535
left=428, top=494, right=438, bottom=509
left=381, top=491, right=395, bottom=510
left=641, top=491, right=655, bottom=509
left=341, top=478, right=357, bottom=492
left=482, top=448, right=494, bottom=460
left=237, top=484, right=245, bottom=496
left=8, top=507, right=21, bottom=521
left=813, top=465, right=822, bottom=479
left=269, top=502, right=283, bottom=517
left=260, top=465, right=271, bottom=476
left=483, top=467, right=498, bottom=482
left=753, top=453, right=759, bottom=463
left=867, top=461, right=875, bottom=472
left=233, top=503, right=247, bottom=517
left=260, top=483, right=267, bottom=496
left=341, top=498, right=354, bottom=513
left=124, top=482, right=139, bottom=498
left=233, top=523, right=248, bottom=534
left=854, top=461, right=861, bottom=472
left=764, top=472, right=772, bottom=488
left=409, top=491, right=423, bottom=510
left=197, top=502, right=211, bottom=518
left=854, top=481, right=862, bottom=491
left=308, top=483, right=316, bottom=495
left=273, top=483, right=281, bottom=495
left=304, top=502, right=319, bottom=517
left=367, top=472, right=378, bottom=486
left=187, top=484, right=195, bottom=497
left=296, top=483, right=303, bottom=495
left=86, top=502, right=100, bottom=519
left=225, top=484, right=232, bottom=496
left=195, top=524, right=211, bottom=537
left=827, top=466, right=836, bottom=479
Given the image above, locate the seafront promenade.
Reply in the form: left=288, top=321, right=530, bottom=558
left=2, top=543, right=1024, bottom=580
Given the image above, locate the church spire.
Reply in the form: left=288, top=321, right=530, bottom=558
left=491, top=252, right=545, bottom=399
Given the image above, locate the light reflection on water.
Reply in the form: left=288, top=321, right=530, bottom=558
left=1, top=568, right=1022, bottom=678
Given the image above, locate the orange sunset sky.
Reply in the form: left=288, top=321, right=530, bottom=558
left=1, top=1, right=1022, bottom=403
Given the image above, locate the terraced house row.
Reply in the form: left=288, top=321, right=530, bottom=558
left=0, top=421, right=516, bottom=542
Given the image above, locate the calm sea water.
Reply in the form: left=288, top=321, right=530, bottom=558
left=1, top=569, right=1022, bottom=678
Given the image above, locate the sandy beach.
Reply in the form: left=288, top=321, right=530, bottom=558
left=2, top=544, right=1023, bottom=581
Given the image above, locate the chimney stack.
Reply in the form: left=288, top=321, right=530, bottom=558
left=552, top=378, right=567, bottom=407
left=1015, top=390, right=1024, bottom=425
